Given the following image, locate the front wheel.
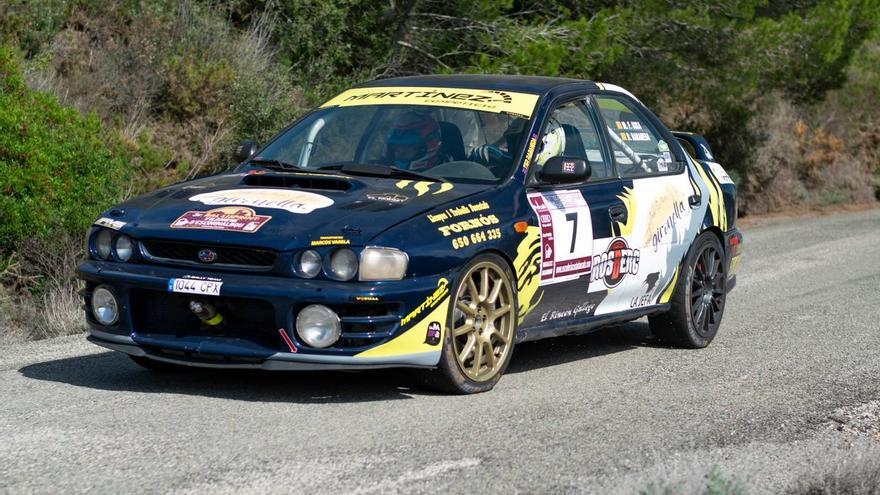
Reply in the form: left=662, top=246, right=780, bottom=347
left=649, top=232, right=727, bottom=348
left=425, top=253, right=517, bottom=394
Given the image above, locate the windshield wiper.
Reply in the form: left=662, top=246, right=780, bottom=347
left=319, top=162, right=448, bottom=183
left=247, top=159, right=339, bottom=175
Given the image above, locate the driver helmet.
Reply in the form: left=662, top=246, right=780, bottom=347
left=535, top=121, right=566, bottom=167
left=386, top=111, right=442, bottom=171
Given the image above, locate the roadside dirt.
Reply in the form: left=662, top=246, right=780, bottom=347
left=737, top=201, right=880, bottom=229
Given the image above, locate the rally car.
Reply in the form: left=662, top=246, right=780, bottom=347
left=78, top=75, right=742, bottom=394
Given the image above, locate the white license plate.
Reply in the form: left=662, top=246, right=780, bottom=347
left=168, top=278, right=223, bottom=296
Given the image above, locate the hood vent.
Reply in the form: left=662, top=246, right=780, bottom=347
left=242, top=174, right=352, bottom=191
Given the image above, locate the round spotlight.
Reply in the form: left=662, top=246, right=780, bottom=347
left=327, top=248, right=358, bottom=281
left=91, top=286, right=119, bottom=326
left=95, top=230, right=113, bottom=260
left=296, top=249, right=322, bottom=278
left=114, top=235, right=135, bottom=262
left=295, top=304, right=341, bottom=348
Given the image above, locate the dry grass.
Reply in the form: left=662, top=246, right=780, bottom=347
left=0, top=238, right=86, bottom=344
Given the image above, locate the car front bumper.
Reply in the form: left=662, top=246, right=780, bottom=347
left=78, top=261, right=454, bottom=370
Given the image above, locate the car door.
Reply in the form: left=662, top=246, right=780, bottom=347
left=588, top=94, right=698, bottom=315
left=520, top=98, right=623, bottom=329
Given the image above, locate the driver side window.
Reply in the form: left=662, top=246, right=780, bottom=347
left=531, top=100, right=610, bottom=183
left=594, top=96, right=680, bottom=177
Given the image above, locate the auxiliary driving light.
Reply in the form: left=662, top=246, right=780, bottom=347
left=94, top=230, right=113, bottom=260
left=296, top=249, right=322, bottom=278
left=91, top=286, right=119, bottom=326
left=295, top=304, right=341, bottom=348
left=114, top=235, right=135, bottom=262
left=327, top=248, right=358, bottom=281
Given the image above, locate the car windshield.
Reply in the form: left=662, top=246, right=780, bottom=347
left=252, top=90, right=539, bottom=184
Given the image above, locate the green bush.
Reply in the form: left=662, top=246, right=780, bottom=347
left=0, top=46, right=132, bottom=254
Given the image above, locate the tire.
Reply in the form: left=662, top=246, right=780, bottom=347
left=423, top=253, right=518, bottom=394
left=129, top=355, right=191, bottom=372
left=649, top=232, right=727, bottom=348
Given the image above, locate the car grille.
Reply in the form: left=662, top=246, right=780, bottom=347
left=140, top=240, right=277, bottom=269
left=130, top=289, right=279, bottom=348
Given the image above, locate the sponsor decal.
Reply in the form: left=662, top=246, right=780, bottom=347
left=631, top=271, right=661, bottom=308
left=188, top=189, right=333, bottom=214
left=427, top=201, right=490, bottom=223
left=590, top=238, right=640, bottom=288
left=366, top=193, right=409, bottom=203
left=95, top=217, right=125, bottom=230
left=615, top=121, right=643, bottom=130
left=320, top=86, right=540, bottom=117
left=401, top=278, right=450, bottom=326
left=645, top=187, right=688, bottom=252
left=658, top=140, right=670, bottom=152
left=352, top=295, right=381, bottom=302
left=527, top=190, right=593, bottom=285
left=310, top=235, right=351, bottom=247
left=395, top=180, right=454, bottom=196
left=700, top=143, right=715, bottom=161
left=278, top=328, right=298, bottom=353
left=436, top=214, right=499, bottom=237
left=246, top=169, right=268, bottom=175
left=562, top=160, right=576, bottom=173
left=425, top=321, right=442, bottom=346
left=540, top=301, right=597, bottom=323
left=707, top=162, right=734, bottom=185
left=513, top=226, right=544, bottom=323
left=620, top=131, right=651, bottom=142
left=522, top=133, right=538, bottom=173
left=168, top=276, right=223, bottom=296
left=171, top=207, right=272, bottom=233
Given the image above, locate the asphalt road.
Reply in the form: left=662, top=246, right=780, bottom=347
left=2, top=209, right=880, bottom=494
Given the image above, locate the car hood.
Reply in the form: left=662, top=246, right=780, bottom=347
left=105, top=171, right=487, bottom=251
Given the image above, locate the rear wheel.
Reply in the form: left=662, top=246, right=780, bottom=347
left=425, top=254, right=517, bottom=394
left=649, top=232, right=726, bottom=348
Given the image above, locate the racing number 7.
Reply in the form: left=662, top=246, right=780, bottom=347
left=565, top=212, right=578, bottom=253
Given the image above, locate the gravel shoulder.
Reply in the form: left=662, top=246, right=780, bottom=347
left=2, top=209, right=880, bottom=493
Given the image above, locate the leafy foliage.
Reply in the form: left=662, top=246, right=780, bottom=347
left=0, top=46, right=131, bottom=253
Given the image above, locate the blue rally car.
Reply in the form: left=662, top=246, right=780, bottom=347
left=78, top=75, right=742, bottom=394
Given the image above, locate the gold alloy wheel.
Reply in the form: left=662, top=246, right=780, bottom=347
left=451, top=261, right=515, bottom=382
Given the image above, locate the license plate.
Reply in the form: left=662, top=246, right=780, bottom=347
left=168, top=278, right=223, bottom=296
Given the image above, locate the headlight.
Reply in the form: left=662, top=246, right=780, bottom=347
left=326, top=248, right=358, bottom=281
left=296, top=304, right=341, bottom=348
left=295, top=249, right=322, bottom=278
left=91, top=286, right=119, bottom=325
left=359, top=247, right=408, bottom=281
left=94, top=230, right=113, bottom=260
left=114, top=235, right=135, bottom=262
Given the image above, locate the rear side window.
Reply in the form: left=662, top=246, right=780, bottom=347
left=594, top=96, right=681, bottom=177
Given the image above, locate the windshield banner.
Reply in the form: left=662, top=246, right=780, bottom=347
left=320, top=86, right=540, bottom=117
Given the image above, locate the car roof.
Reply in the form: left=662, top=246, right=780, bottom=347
left=354, top=74, right=598, bottom=95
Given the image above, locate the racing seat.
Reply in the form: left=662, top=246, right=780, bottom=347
left=438, top=121, right=467, bottom=161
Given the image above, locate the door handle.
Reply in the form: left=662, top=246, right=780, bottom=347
left=688, top=194, right=701, bottom=208
left=609, top=204, right=627, bottom=223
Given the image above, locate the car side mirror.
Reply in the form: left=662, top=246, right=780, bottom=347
left=235, top=141, right=260, bottom=162
left=539, top=156, right=591, bottom=185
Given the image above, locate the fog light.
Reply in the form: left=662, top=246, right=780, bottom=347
left=295, top=304, right=341, bottom=348
left=114, top=235, right=135, bottom=262
left=95, top=230, right=113, bottom=260
left=91, top=286, right=119, bottom=325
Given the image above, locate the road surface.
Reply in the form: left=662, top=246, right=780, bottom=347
left=2, top=209, right=880, bottom=493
